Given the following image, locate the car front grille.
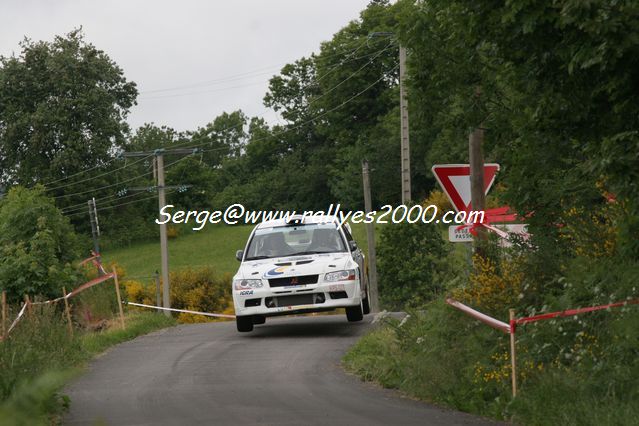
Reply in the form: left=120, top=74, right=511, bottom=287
left=268, top=274, right=319, bottom=287
left=265, top=293, right=325, bottom=308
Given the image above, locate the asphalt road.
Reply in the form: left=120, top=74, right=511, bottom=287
left=65, top=315, right=495, bottom=425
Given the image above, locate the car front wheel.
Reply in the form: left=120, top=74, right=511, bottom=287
left=362, top=282, right=371, bottom=315
left=346, top=304, right=363, bottom=322
left=236, top=315, right=254, bottom=332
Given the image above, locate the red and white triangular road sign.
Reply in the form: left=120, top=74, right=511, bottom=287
left=432, top=164, right=500, bottom=213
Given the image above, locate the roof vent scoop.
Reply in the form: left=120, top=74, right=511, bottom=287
left=285, top=215, right=305, bottom=226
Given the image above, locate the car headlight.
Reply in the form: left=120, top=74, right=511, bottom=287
left=324, top=269, right=356, bottom=282
left=233, top=279, right=264, bottom=290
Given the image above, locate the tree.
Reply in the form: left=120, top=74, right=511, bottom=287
left=0, top=29, right=137, bottom=190
left=0, top=186, right=80, bottom=302
left=189, top=111, right=248, bottom=167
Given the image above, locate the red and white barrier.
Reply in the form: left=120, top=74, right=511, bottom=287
left=513, top=299, right=639, bottom=329
left=0, top=255, right=117, bottom=341
left=446, top=296, right=639, bottom=397
left=445, top=298, right=510, bottom=334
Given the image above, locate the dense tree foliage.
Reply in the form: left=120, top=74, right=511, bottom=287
left=0, top=29, right=137, bottom=191
left=0, top=187, right=80, bottom=302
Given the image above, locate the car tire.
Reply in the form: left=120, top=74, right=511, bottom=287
left=252, top=315, right=266, bottom=325
left=236, top=316, right=254, bottom=332
left=362, top=289, right=371, bottom=315
left=362, top=277, right=371, bottom=315
left=346, top=304, right=363, bottom=322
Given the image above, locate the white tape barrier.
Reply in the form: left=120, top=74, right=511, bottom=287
left=125, top=301, right=236, bottom=319
left=6, top=303, right=27, bottom=336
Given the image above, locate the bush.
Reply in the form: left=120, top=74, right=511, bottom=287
left=377, top=217, right=450, bottom=310
left=0, top=186, right=81, bottom=302
left=452, top=254, right=526, bottom=316
left=124, top=267, right=233, bottom=323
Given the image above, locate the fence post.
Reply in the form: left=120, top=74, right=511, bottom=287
left=24, top=295, right=32, bottom=316
left=155, top=271, right=161, bottom=312
left=1, top=291, right=6, bottom=339
left=509, top=308, right=518, bottom=397
left=112, top=267, right=126, bottom=329
left=62, top=287, right=74, bottom=337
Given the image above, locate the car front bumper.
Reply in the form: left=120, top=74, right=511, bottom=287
left=233, top=279, right=362, bottom=317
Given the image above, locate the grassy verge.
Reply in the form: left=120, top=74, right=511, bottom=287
left=343, top=301, right=639, bottom=425
left=0, top=310, right=175, bottom=425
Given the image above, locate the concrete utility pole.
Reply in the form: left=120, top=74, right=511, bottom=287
left=469, top=126, right=487, bottom=254
left=399, top=45, right=411, bottom=204
left=123, top=148, right=197, bottom=317
left=88, top=197, right=102, bottom=275
left=368, top=32, right=411, bottom=204
left=362, top=160, right=380, bottom=313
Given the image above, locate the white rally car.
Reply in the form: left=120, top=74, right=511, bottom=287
left=232, top=215, right=370, bottom=332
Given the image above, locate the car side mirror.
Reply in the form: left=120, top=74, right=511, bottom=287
left=349, top=241, right=358, bottom=252
left=235, top=250, right=244, bottom=262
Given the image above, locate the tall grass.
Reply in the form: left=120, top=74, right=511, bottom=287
left=0, top=302, right=175, bottom=425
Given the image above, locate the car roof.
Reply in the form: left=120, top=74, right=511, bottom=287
left=256, top=214, right=342, bottom=230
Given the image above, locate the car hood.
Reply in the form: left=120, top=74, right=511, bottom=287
left=235, top=253, right=353, bottom=280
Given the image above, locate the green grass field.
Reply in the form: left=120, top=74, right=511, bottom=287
left=104, top=222, right=374, bottom=280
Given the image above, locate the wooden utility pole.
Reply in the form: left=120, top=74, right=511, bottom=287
left=362, top=160, right=380, bottom=313
left=469, top=126, right=487, bottom=255
left=399, top=45, right=411, bottom=204
left=123, top=148, right=197, bottom=317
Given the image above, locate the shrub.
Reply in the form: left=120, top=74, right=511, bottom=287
left=377, top=217, right=449, bottom=310
left=167, top=225, right=179, bottom=239
left=452, top=254, right=526, bottom=315
left=170, top=268, right=233, bottom=322
left=124, top=267, right=233, bottom=323
left=0, top=186, right=81, bottom=302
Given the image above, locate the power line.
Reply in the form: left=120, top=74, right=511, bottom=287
left=46, top=154, right=153, bottom=192
left=170, top=45, right=398, bottom=152
left=137, top=37, right=374, bottom=95
left=38, top=157, right=118, bottom=188
left=61, top=188, right=151, bottom=214
left=179, top=64, right=399, bottom=152
left=138, top=43, right=395, bottom=101
left=64, top=189, right=178, bottom=219
left=53, top=155, right=193, bottom=200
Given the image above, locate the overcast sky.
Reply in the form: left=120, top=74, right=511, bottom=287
left=1, top=0, right=371, bottom=132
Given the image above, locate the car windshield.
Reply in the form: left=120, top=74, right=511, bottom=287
left=244, top=223, right=347, bottom=260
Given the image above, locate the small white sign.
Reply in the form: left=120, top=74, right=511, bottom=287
left=448, top=224, right=529, bottom=243
left=448, top=225, right=474, bottom=242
